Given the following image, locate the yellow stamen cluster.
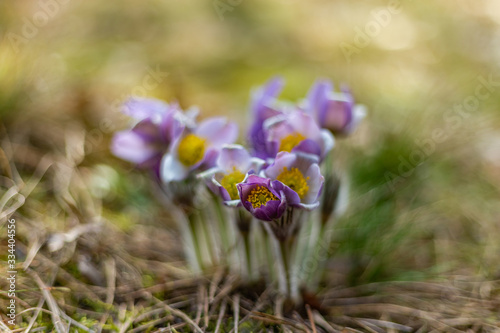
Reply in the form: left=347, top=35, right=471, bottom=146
left=220, top=168, right=245, bottom=200
left=177, top=134, right=206, bottom=166
left=279, top=132, right=306, bottom=153
left=276, top=167, right=309, bottom=199
left=247, top=185, right=278, bottom=209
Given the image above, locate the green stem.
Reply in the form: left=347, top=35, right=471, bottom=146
left=212, top=195, right=230, bottom=257
left=202, top=210, right=221, bottom=267
left=262, top=227, right=275, bottom=283
left=264, top=223, right=287, bottom=295
left=307, top=218, right=334, bottom=290
left=242, top=231, right=253, bottom=281
left=279, top=239, right=290, bottom=297
left=325, top=150, right=334, bottom=175
left=188, top=212, right=204, bottom=272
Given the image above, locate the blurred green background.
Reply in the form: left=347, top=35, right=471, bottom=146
left=1, top=0, right=500, bottom=285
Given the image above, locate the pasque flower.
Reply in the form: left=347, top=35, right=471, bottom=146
left=161, top=117, right=238, bottom=182
left=237, top=150, right=324, bottom=221
left=111, top=98, right=185, bottom=171
left=265, top=109, right=335, bottom=161
left=199, top=145, right=265, bottom=206
left=305, top=80, right=366, bottom=135
left=262, top=151, right=323, bottom=210
left=109, top=75, right=366, bottom=296
left=237, top=175, right=289, bottom=222
left=248, top=77, right=286, bottom=159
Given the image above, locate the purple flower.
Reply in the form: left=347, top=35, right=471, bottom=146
left=111, top=99, right=184, bottom=172
left=237, top=175, right=287, bottom=222
left=199, top=145, right=265, bottom=206
left=122, top=97, right=171, bottom=122
left=161, top=117, right=238, bottom=182
left=262, top=151, right=323, bottom=210
left=306, top=80, right=366, bottom=135
left=265, top=110, right=334, bottom=161
left=248, top=77, right=285, bottom=159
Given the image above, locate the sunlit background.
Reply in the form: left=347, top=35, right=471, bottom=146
left=1, top=0, right=500, bottom=329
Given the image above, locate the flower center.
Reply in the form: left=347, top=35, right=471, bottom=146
left=220, top=169, right=245, bottom=200
left=177, top=134, right=206, bottom=166
left=279, top=133, right=306, bottom=153
left=276, top=167, right=309, bottom=199
left=247, top=185, right=278, bottom=209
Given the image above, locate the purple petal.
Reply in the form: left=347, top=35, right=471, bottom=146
left=262, top=151, right=323, bottom=207
left=252, top=205, right=273, bottom=221
left=302, top=163, right=324, bottom=204
left=200, top=147, right=220, bottom=170
left=306, top=79, right=333, bottom=118
left=238, top=175, right=282, bottom=202
left=318, top=85, right=365, bottom=135
left=263, top=151, right=297, bottom=179
left=291, top=151, right=320, bottom=170
left=265, top=116, right=295, bottom=141
left=272, top=180, right=301, bottom=206
left=288, top=111, right=322, bottom=140
left=237, top=176, right=287, bottom=221
left=159, top=111, right=184, bottom=144
left=248, top=78, right=286, bottom=159
left=248, top=113, right=284, bottom=159
left=255, top=199, right=285, bottom=221
left=261, top=77, right=284, bottom=100
left=263, top=139, right=279, bottom=159
left=217, top=145, right=252, bottom=171
left=248, top=121, right=271, bottom=159
left=196, top=117, right=238, bottom=147
left=245, top=175, right=271, bottom=187
left=132, top=119, right=162, bottom=142
left=123, top=98, right=170, bottom=121
left=217, top=185, right=232, bottom=202
left=264, top=151, right=319, bottom=179
left=291, top=139, right=322, bottom=158
left=238, top=182, right=256, bottom=211
left=251, top=77, right=284, bottom=120
left=111, top=131, right=158, bottom=164
left=199, top=168, right=220, bottom=192
left=265, top=111, right=327, bottom=159
left=320, top=99, right=351, bottom=133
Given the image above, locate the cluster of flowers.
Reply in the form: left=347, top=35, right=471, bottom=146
left=111, top=77, right=365, bottom=300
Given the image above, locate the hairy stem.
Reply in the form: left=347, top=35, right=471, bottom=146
left=212, top=194, right=230, bottom=261
left=187, top=211, right=204, bottom=273
left=279, top=239, right=291, bottom=297
left=242, top=231, right=253, bottom=280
